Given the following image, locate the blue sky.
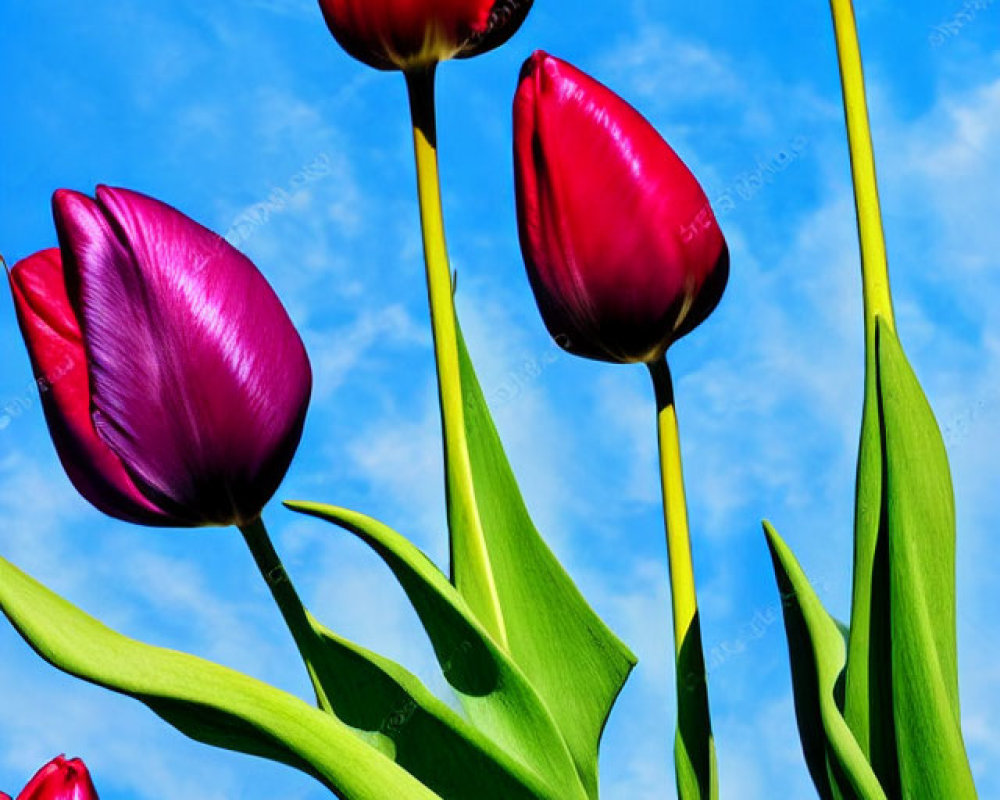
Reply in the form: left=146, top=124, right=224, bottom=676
left=1, top=1, right=998, bottom=797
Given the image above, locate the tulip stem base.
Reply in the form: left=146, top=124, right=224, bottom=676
left=649, top=356, right=717, bottom=800
left=239, top=516, right=333, bottom=714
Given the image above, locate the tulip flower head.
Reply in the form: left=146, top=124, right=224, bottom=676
left=9, top=755, right=98, bottom=800
left=9, top=186, right=312, bottom=528
left=317, top=0, right=533, bottom=71
left=514, top=52, right=729, bottom=364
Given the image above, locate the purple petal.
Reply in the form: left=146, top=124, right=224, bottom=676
left=53, top=186, right=311, bottom=526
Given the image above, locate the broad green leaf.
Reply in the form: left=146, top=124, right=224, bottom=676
left=0, top=556, right=439, bottom=800
left=449, top=325, right=636, bottom=798
left=286, top=501, right=588, bottom=800
left=876, top=321, right=977, bottom=798
left=764, top=522, right=887, bottom=800
left=303, top=614, right=564, bottom=800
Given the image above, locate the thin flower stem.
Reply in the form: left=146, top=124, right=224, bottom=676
left=829, top=0, right=895, bottom=335
left=239, top=516, right=333, bottom=714
left=649, top=355, right=717, bottom=800
left=404, top=65, right=508, bottom=649
left=831, top=0, right=898, bottom=767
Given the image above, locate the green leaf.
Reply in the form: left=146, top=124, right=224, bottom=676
left=448, top=325, right=636, bottom=798
left=302, top=613, right=565, bottom=800
left=0, top=556, right=439, bottom=800
left=876, top=321, right=977, bottom=798
left=285, top=502, right=587, bottom=800
left=763, top=522, right=887, bottom=800
left=674, top=612, right=717, bottom=800
left=843, top=315, right=897, bottom=792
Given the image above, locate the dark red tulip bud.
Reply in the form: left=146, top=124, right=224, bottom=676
left=317, top=0, right=533, bottom=71
left=514, top=52, right=729, bottom=364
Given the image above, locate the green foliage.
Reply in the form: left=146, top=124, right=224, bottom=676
left=0, top=309, right=634, bottom=800
left=764, top=523, right=887, bottom=800
left=285, top=502, right=586, bottom=800
left=769, top=319, right=977, bottom=800
left=449, top=326, right=636, bottom=798
left=673, top=613, right=716, bottom=800
left=303, top=612, right=563, bottom=799
left=0, top=555, right=439, bottom=800
left=875, top=321, right=975, bottom=798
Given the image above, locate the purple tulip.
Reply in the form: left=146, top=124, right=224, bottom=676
left=9, top=186, right=312, bottom=527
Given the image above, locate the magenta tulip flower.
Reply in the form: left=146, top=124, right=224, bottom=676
left=513, top=52, right=729, bottom=364
left=9, top=186, right=312, bottom=528
left=317, top=0, right=533, bottom=71
left=8, top=756, right=98, bottom=800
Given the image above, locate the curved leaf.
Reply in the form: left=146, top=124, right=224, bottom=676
left=449, top=325, right=636, bottom=798
left=303, top=614, right=564, bottom=799
left=285, top=501, right=587, bottom=800
left=764, top=522, right=887, bottom=800
left=0, top=555, right=440, bottom=800
left=876, top=321, right=976, bottom=798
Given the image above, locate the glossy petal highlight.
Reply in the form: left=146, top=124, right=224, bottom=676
left=9, top=187, right=311, bottom=528
left=15, top=756, right=99, bottom=800
left=51, top=186, right=312, bottom=526
left=514, top=52, right=729, bottom=364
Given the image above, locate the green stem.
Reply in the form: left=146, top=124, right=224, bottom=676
left=648, top=356, right=717, bottom=800
left=239, top=516, right=333, bottom=714
left=830, top=0, right=895, bottom=336
left=404, top=65, right=508, bottom=649
left=830, top=0, right=897, bottom=772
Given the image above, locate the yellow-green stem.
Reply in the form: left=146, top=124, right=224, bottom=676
left=830, top=0, right=895, bottom=335
left=239, top=516, right=333, bottom=714
left=831, top=0, right=898, bottom=771
left=649, top=356, right=717, bottom=800
left=404, top=66, right=507, bottom=649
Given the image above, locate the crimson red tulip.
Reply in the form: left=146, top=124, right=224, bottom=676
left=514, top=52, right=729, bottom=364
left=8, top=756, right=98, bottom=800
left=317, top=0, right=533, bottom=71
left=9, top=186, right=312, bottom=527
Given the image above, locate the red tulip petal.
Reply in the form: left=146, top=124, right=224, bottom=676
left=53, top=186, right=311, bottom=527
left=9, top=249, right=169, bottom=524
left=16, top=756, right=99, bottom=800
left=514, top=52, right=728, bottom=363
left=318, top=0, right=503, bottom=69
left=459, top=0, right=534, bottom=61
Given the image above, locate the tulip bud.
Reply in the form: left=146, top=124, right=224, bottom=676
left=13, top=755, right=98, bottom=800
left=317, top=0, right=533, bottom=71
left=9, top=186, right=312, bottom=527
left=513, top=52, right=729, bottom=364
